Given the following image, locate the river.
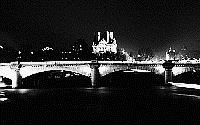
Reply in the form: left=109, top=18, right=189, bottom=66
left=1, top=72, right=200, bottom=124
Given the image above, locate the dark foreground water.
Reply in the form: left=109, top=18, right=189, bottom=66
left=1, top=86, right=200, bottom=124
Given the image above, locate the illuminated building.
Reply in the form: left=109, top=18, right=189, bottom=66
left=92, top=31, right=117, bottom=54
left=179, top=45, right=188, bottom=60
left=166, top=47, right=176, bottom=60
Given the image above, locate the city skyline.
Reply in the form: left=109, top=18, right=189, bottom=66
left=1, top=0, right=200, bottom=56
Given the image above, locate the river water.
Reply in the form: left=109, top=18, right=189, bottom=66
left=1, top=73, right=200, bottom=124
left=1, top=86, right=200, bottom=124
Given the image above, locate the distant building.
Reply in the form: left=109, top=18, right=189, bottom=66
left=187, top=50, right=200, bottom=59
left=179, top=45, right=188, bottom=60
left=166, top=47, right=176, bottom=60
left=0, top=45, right=18, bottom=62
left=71, top=39, right=91, bottom=60
left=92, top=31, right=117, bottom=54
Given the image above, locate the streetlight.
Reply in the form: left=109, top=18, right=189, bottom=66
left=17, top=51, right=22, bottom=65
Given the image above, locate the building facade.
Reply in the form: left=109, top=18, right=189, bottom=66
left=179, top=45, right=188, bottom=60
left=92, top=31, right=117, bottom=54
left=166, top=47, right=176, bottom=60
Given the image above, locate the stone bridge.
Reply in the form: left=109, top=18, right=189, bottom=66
left=0, top=60, right=200, bottom=88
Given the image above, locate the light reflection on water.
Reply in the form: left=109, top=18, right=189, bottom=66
left=154, top=83, right=200, bottom=101
left=1, top=83, right=200, bottom=103
left=0, top=87, right=112, bottom=103
left=0, top=93, right=5, bottom=96
left=18, top=89, right=30, bottom=94
left=80, top=87, right=110, bottom=94
left=0, top=98, right=8, bottom=102
left=172, top=82, right=200, bottom=90
left=172, top=93, right=200, bottom=100
left=0, top=90, right=9, bottom=102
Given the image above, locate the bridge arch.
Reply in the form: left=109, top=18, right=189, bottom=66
left=98, top=64, right=165, bottom=77
left=19, top=64, right=92, bottom=79
left=99, top=69, right=164, bottom=87
left=173, top=70, right=200, bottom=84
left=21, top=70, right=91, bottom=88
left=22, top=69, right=88, bottom=79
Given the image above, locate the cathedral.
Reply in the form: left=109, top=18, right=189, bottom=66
left=92, top=31, right=117, bottom=54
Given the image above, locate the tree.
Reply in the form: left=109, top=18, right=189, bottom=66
left=138, top=47, right=154, bottom=61
left=71, top=39, right=92, bottom=60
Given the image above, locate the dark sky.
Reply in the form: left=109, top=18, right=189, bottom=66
left=1, top=0, right=200, bottom=56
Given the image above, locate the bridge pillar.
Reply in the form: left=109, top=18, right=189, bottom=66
left=162, top=60, right=175, bottom=85
left=90, top=62, right=100, bottom=87
left=12, top=64, right=22, bottom=88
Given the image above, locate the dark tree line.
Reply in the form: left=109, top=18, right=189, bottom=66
left=137, top=47, right=154, bottom=61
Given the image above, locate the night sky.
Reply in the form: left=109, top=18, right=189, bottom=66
left=1, top=0, right=200, bottom=56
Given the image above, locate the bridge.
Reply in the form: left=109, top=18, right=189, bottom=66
left=0, top=60, right=200, bottom=88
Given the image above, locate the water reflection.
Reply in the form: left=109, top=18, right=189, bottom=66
left=0, top=97, right=8, bottom=102
left=1, top=85, right=200, bottom=123
left=18, top=89, right=29, bottom=94
left=172, top=93, right=200, bottom=100
left=172, top=82, right=200, bottom=90
left=80, top=87, right=110, bottom=94
left=0, top=90, right=9, bottom=102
